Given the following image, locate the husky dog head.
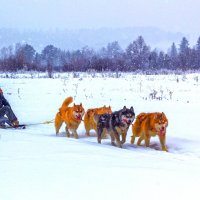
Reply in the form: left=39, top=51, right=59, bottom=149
left=153, top=112, right=168, bottom=136
left=72, top=103, right=85, bottom=121
left=120, top=106, right=135, bottom=125
left=100, top=105, right=112, bottom=115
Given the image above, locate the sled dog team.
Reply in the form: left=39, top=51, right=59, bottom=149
left=55, top=97, right=168, bottom=151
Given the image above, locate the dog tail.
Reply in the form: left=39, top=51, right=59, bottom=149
left=83, top=109, right=94, bottom=123
left=62, top=96, right=73, bottom=108
left=59, top=96, right=73, bottom=114
left=132, top=113, right=147, bottom=136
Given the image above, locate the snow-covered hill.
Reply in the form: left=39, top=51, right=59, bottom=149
left=0, top=27, right=184, bottom=52
left=0, top=72, right=200, bottom=200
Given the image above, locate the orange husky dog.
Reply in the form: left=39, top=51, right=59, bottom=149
left=55, top=97, right=85, bottom=139
left=84, top=106, right=112, bottom=136
left=130, top=112, right=168, bottom=151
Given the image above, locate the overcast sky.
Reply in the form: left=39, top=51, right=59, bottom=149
left=0, top=0, right=200, bottom=34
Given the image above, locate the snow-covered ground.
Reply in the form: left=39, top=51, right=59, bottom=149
left=0, top=72, right=200, bottom=200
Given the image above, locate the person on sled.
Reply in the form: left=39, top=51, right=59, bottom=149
left=0, top=88, right=19, bottom=128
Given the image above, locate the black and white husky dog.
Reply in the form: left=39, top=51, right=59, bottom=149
left=94, top=106, right=135, bottom=148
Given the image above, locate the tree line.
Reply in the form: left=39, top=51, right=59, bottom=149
left=0, top=36, right=200, bottom=72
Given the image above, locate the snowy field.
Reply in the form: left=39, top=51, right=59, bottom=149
left=0, top=72, right=200, bottom=200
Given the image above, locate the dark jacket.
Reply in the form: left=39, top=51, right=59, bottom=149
left=0, top=93, right=11, bottom=109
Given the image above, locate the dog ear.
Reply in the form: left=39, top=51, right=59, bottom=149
left=161, top=112, right=165, bottom=116
left=130, top=106, right=134, bottom=112
left=90, top=109, right=95, bottom=114
left=162, top=112, right=168, bottom=125
left=80, top=103, right=82, bottom=106
left=123, top=106, right=126, bottom=110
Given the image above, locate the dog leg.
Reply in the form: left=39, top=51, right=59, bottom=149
left=158, top=134, right=168, bottom=152
left=101, top=129, right=109, bottom=139
left=130, top=135, right=135, bottom=144
left=137, top=135, right=144, bottom=146
left=113, top=131, right=122, bottom=148
left=71, top=129, right=79, bottom=139
left=121, top=131, right=127, bottom=144
left=110, top=132, right=116, bottom=146
left=65, top=126, right=70, bottom=137
left=74, top=132, right=79, bottom=139
left=85, top=129, right=90, bottom=136
left=97, top=127, right=103, bottom=144
left=85, top=125, right=91, bottom=136
left=56, top=124, right=62, bottom=135
left=55, top=113, right=63, bottom=135
left=144, top=135, right=150, bottom=147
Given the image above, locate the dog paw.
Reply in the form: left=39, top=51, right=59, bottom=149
left=162, top=147, right=168, bottom=152
left=111, top=142, right=117, bottom=146
left=86, top=132, right=90, bottom=137
left=74, top=134, right=79, bottom=139
left=121, top=140, right=126, bottom=144
left=116, top=142, right=122, bottom=148
left=66, top=133, right=70, bottom=137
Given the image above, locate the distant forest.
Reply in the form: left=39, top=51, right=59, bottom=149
left=0, top=35, right=200, bottom=73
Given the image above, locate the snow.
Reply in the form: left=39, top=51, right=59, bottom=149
left=0, top=72, right=200, bottom=200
